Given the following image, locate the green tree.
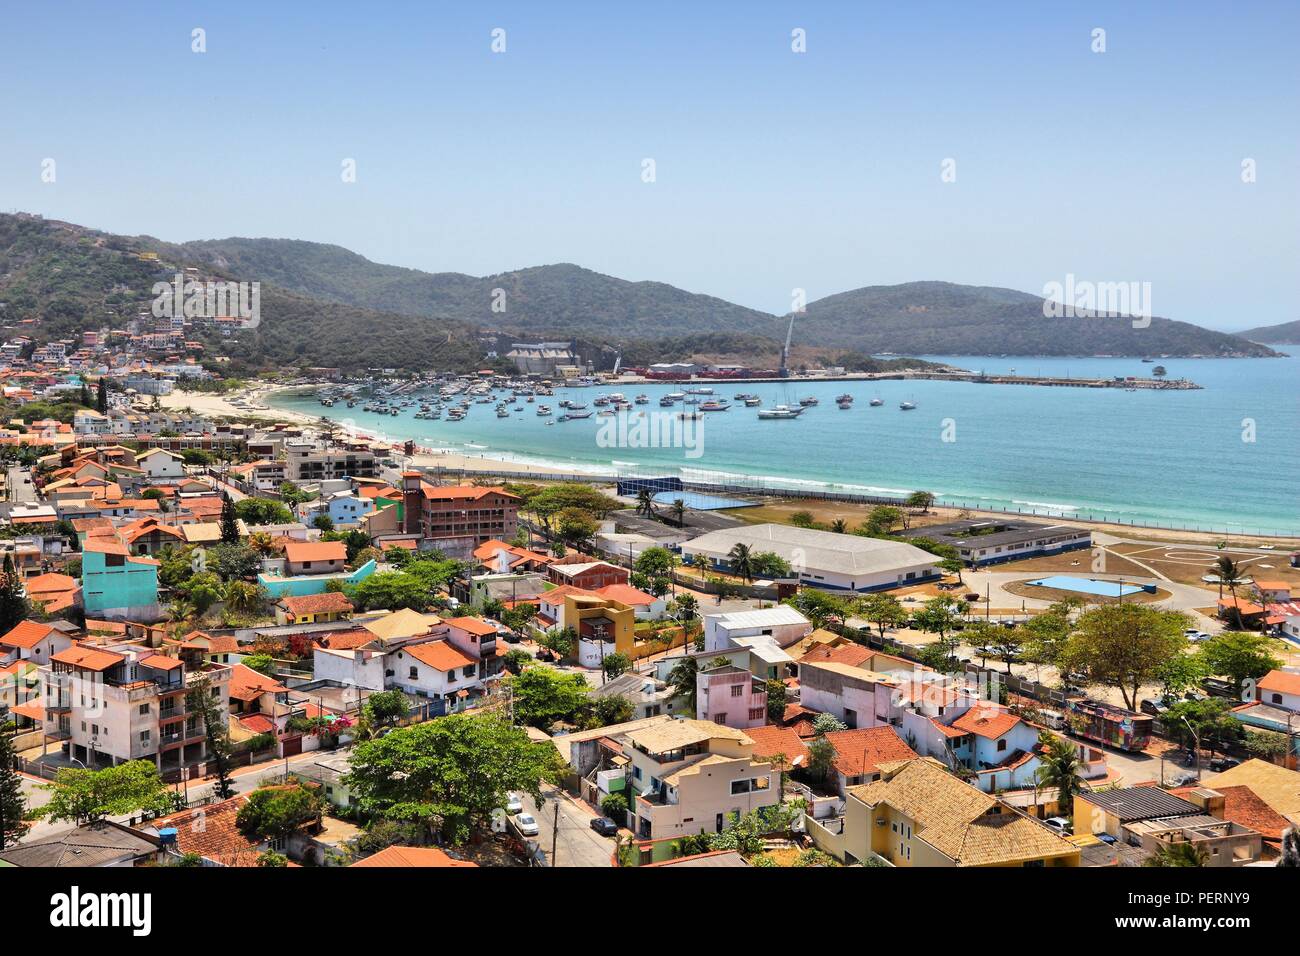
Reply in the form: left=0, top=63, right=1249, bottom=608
left=766, top=678, right=788, bottom=723
left=1198, top=632, right=1282, bottom=697
left=236, top=783, right=323, bottom=840
left=788, top=588, right=848, bottom=628
left=509, top=665, right=590, bottom=728
left=667, top=655, right=699, bottom=713
left=235, top=497, right=294, bottom=526
left=1059, top=604, right=1190, bottom=711
left=727, top=543, right=755, bottom=582
left=223, top=579, right=266, bottom=615
left=634, top=489, right=656, bottom=518
left=257, top=850, right=289, bottom=867
left=668, top=498, right=686, bottom=528
left=39, top=760, right=175, bottom=824
left=364, top=689, right=410, bottom=727
left=601, top=792, right=629, bottom=822
left=0, top=733, right=29, bottom=848
left=555, top=507, right=598, bottom=550
left=1163, top=698, right=1244, bottom=757
left=1155, top=652, right=1211, bottom=701
left=187, top=675, right=235, bottom=798
left=858, top=593, right=908, bottom=640
left=0, top=554, right=29, bottom=635
left=1034, top=733, right=1085, bottom=810
left=1144, top=841, right=1208, bottom=867
left=96, top=378, right=107, bottom=414
left=910, top=595, right=966, bottom=657
left=219, top=491, right=240, bottom=543
left=209, top=542, right=261, bottom=581
left=242, top=653, right=276, bottom=676
left=601, top=652, right=632, bottom=680
left=905, top=490, right=936, bottom=514
left=860, top=505, right=903, bottom=536
left=807, top=735, right=837, bottom=783
left=345, top=714, right=565, bottom=843
left=634, top=546, right=677, bottom=580
left=348, top=571, right=432, bottom=612
left=589, top=694, right=635, bottom=727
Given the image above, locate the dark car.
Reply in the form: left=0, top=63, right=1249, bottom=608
left=1208, top=757, right=1239, bottom=772
left=1139, top=698, right=1169, bottom=717
left=589, top=817, right=620, bottom=837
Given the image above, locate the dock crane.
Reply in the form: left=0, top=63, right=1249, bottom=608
left=779, top=313, right=796, bottom=377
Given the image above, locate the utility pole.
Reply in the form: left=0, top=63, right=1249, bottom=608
left=551, top=798, right=559, bottom=867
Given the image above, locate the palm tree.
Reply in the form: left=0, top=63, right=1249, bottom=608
left=829, top=519, right=847, bottom=534
left=224, top=580, right=266, bottom=615
left=168, top=598, right=196, bottom=626
left=669, top=498, right=686, bottom=528
left=1213, top=556, right=1245, bottom=626
left=667, top=656, right=699, bottom=714
left=634, top=489, right=656, bottom=518
left=728, top=543, right=755, bottom=583
left=1144, top=841, right=1208, bottom=867
left=1034, top=733, right=1086, bottom=812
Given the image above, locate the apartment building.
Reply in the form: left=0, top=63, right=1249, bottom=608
left=696, top=663, right=768, bottom=729
left=41, top=640, right=231, bottom=773
left=621, top=719, right=780, bottom=840
left=400, top=473, right=520, bottom=551
left=285, top=442, right=379, bottom=482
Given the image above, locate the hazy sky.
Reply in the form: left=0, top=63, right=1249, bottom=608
left=2, top=1, right=1296, bottom=329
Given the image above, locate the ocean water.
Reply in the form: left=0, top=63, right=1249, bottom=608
left=267, top=354, right=1300, bottom=535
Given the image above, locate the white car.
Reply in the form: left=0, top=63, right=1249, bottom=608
left=515, top=812, right=539, bottom=837
left=504, top=792, right=523, bottom=815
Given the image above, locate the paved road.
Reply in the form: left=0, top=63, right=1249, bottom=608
left=6, top=464, right=36, bottom=505
left=527, top=784, right=616, bottom=867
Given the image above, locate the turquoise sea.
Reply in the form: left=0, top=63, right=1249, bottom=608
left=267, top=355, right=1300, bottom=536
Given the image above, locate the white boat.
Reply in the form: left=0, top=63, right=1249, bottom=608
left=837, top=398, right=852, bottom=409
left=869, top=397, right=884, bottom=406
left=757, top=404, right=804, bottom=420
left=899, top=401, right=917, bottom=410
left=799, top=397, right=819, bottom=407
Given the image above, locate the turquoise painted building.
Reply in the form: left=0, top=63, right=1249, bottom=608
left=81, top=544, right=161, bottom=621
left=258, top=559, right=377, bottom=600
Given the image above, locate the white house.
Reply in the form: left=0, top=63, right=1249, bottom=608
left=137, top=448, right=186, bottom=480
left=1256, top=669, right=1300, bottom=712
left=702, top=605, right=812, bottom=653
left=387, top=641, right=482, bottom=710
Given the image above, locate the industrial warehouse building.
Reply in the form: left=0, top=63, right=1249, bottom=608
left=681, top=523, right=941, bottom=593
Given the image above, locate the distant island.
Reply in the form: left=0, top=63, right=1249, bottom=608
left=0, top=211, right=1281, bottom=374
left=1235, top=319, right=1300, bottom=345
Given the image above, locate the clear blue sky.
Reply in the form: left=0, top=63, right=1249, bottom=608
left=2, top=1, right=1296, bottom=328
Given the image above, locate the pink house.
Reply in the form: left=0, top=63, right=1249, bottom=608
left=696, top=663, right=768, bottom=729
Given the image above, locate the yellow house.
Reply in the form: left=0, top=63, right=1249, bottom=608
left=274, top=591, right=356, bottom=626
left=831, top=757, right=1081, bottom=867
left=566, top=593, right=636, bottom=666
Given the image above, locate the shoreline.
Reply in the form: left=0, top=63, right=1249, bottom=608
left=165, top=382, right=1299, bottom=543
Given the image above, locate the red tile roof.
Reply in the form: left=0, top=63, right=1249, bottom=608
left=1258, top=670, right=1300, bottom=698
left=405, top=640, right=476, bottom=672
left=278, top=591, right=354, bottom=617
left=0, top=619, right=59, bottom=649
left=139, top=654, right=183, bottom=671
left=824, top=727, right=919, bottom=778
left=227, top=663, right=287, bottom=701
left=147, top=795, right=266, bottom=866
left=950, top=707, right=1023, bottom=740
left=445, top=615, right=496, bottom=637
left=283, top=540, right=347, bottom=564
left=743, top=725, right=810, bottom=769
left=50, top=644, right=124, bottom=672
left=418, top=484, right=519, bottom=502
left=1172, top=785, right=1293, bottom=842
left=799, top=644, right=875, bottom=668
left=350, top=845, right=477, bottom=867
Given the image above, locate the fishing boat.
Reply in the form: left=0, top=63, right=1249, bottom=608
left=698, top=400, right=730, bottom=412
left=899, top=401, right=917, bottom=411
left=757, top=404, right=804, bottom=420
left=634, top=394, right=649, bottom=404
left=836, top=393, right=854, bottom=404
left=537, top=405, right=551, bottom=416
left=658, top=396, right=676, bottom=407
left=665, top=392, right=686, bottom=402
left=799, top=397, right=819, bottom=406
left=836, top=397, right=853, bottom=409
left=743, top=396, right=762, bottom=407
left=869, top=397, right=884, bottom=406
left=559, top=411, right=593, bottom=421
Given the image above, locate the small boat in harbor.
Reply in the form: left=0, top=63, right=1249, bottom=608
left=659, top=396, right=675, bottom=407
left=757, top=404, right=804, bottom=420
left=559, top=411, right=592, bottom=421
left=799, top=397, right=819, bottom=407
left=837, top=397, right=853, bottom=409
left=635, top=394, right=649, bottom=404
left=698, top=400, right=730, bottom=412
left=899, top=400, right=917, bottom=411
left=537, top=405, right=551, bottom=416
left=869, top=397, right=884, bottom=406
left=743, top=396, right=762, bottom=407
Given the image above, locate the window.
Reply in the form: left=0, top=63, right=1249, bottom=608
left=997, top=739, right=1008, bottom=752
left=730, top=685, right=743, bottom=698
left=732, top=779, right=752, bottom=795
left=138, top=703, right=150, bottom=715
left=1272, top=693, right=1283, bottom=704
left=139, top=730, right=151, bottom=745
left=409, top=666, right=418, bottom=679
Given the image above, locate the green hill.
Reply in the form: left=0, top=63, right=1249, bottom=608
left=792, top=281, right=1278, bottom=358
left=1235, top=319, right=1300, bottom=344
